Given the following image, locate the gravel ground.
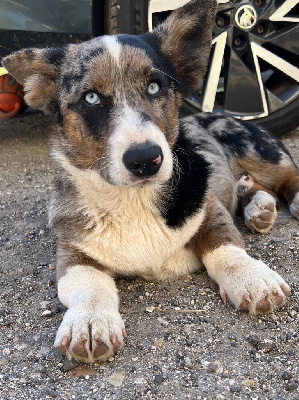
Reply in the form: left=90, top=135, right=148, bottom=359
left=0, top=113, right=298, bottom=400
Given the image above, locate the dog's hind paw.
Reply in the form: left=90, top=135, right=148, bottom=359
left=244, top=190, right=277, bottom=233
left=54, top=309, right=126, bottom=363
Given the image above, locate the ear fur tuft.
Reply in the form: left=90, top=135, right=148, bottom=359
left=2, top=47, right=64, bottom=115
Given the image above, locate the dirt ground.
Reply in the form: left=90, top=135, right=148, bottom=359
left=0, top=112, right=298, bottom=400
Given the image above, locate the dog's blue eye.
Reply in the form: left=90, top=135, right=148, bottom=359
left=148, top=82, right=161, bottom=96
left=85, top=92, right=101, bottom=105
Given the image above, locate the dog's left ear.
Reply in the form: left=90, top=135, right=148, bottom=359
left=2, top=47, right=64, bottom=114
left=153, top=0, right=217, bottom=90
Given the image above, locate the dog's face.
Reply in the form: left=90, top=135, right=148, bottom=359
left=2, top=0, right=217, bottom=186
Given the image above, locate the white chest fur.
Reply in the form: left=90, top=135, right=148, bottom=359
left=55, top=154, right=205, bottom=279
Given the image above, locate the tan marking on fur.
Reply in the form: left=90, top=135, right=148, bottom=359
left=235, top=156, right=299, bottom=208
left=236, top=156, right=297, bottom=191
left=88, top=44, right=182, bottom=145
left=58, top=113, right=109, bottom=171
left=56, top=242, right=108, bottom=281
left=187, top=194, right=244, bottom=259
left=275, top=174, right=299, bottom=204
left=3, top=48, right=61, bottom=113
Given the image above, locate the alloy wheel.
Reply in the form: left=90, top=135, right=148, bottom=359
left=148, top=0, right=299, bottom=121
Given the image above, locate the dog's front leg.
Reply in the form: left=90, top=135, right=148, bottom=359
left=54, top=248, right=125, bottom=363
left=193, top=194, right=290, bottom=315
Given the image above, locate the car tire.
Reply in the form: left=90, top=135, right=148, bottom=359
left=105, top=0, right=299, bottom=137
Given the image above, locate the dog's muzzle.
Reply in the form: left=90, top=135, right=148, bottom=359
left=122, top=141, right=163, bottom=178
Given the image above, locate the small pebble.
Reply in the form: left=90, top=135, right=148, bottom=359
left=41, top=310, right=52, bottom=317
left=282, top=371, right=293, bottom=380
left=230, top=386, right=242, bottom=393
left=154, top=374, right=164, bottom=385
left=285, top=381, right=298, bottom=391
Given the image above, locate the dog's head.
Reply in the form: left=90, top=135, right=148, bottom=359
left=2, top=0, right=217, bottom=186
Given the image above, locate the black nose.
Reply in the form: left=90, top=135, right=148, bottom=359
left=122, top=141, right=163, bottom=178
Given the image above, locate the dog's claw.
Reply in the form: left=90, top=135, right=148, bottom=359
left=110, top=334, right=122, bottom=352
left=55, top=336, right=71, bottom=355
left=281, top=284, right=291, bottom=296
left=221, top=291, right=228, bottom=304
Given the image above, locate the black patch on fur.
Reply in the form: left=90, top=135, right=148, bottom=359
left=68, top=94, right=113, bottom=139
left=194, top=113, right=291, bottom=165
left=84, top=47, right=104, bottom=62
left=62, top=64, right=86, bottom=93
left=140, top=112, right=151, bottom=123
left=49, top=99, right=63, bottom=125
left=44, top=47, right=65, bottom=66
left=24, top=49, right=36, bottom=61
left=158, top=127, right=211, bottom=228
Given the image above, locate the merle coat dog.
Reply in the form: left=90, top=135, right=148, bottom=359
left=3, top=0, right=298, bottom=363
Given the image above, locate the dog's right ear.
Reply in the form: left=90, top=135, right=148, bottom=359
left=2, top=47, right=64, bottom=114
left=152, top=0, right=217, bottom=90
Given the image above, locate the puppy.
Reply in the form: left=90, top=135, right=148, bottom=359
left=3, top=0, right=298, bottom=364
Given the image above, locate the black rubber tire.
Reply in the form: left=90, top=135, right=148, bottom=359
left=104, top=0, right=148, bottom=35
left=104, top=0, right=299, bottom=137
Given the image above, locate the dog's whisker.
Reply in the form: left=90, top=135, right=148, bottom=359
left=154, top=68, right=181, bottom=85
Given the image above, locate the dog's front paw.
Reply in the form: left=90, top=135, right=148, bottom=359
left=219, top=259, right=290, bottom=315
left=244, top=190, right=277, bottom=233
left=54, top=309, right=126, bottom=363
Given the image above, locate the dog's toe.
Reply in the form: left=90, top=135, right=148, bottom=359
left=93, top=335, right=110, bottom=358
left=71, top=334, right=90, bottom=359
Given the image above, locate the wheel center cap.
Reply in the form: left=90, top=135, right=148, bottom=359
left=235, top=5, right=257, bottom=30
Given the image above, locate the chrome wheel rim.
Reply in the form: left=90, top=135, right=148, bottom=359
left=148, top=0, right=299, bottom=120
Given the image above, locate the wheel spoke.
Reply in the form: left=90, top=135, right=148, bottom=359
left=269, top=0, right=299, bottom=23
left=251, top=42, right=299, bottom=82
left=202, top=32, right=227, bottom=112
left=224, top=46, right=267, bottom=117
left=265, top=25, right=299, bottom=57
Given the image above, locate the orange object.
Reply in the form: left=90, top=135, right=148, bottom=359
left=0, top=74, right=26, bottom=120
